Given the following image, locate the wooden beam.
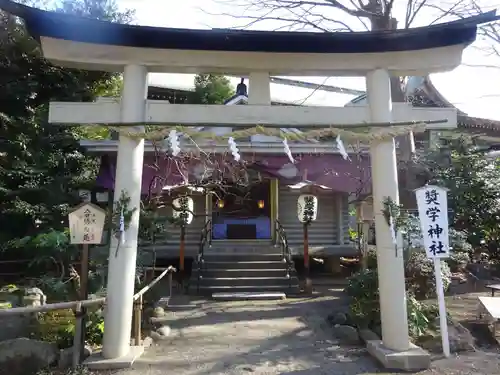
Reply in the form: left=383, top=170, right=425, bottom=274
left=49, top=101, right=457, bottom=129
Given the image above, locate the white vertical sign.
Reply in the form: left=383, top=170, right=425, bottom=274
left=415, top=185, right=450, bottom=258
left=415, top=185, right=450, bottom=358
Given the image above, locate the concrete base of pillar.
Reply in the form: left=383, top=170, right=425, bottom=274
left=83, top=346, right=145, bottom=370
left=366, top=340, right=431, bottom=371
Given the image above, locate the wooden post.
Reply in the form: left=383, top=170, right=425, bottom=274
left=133, top=295, right=143, bottom=346
left=79, top=243, right=90, bottom=361
left=72, top=302, right=83, bottom=368
left=179, top=225, right=186, bottom=284
left=168, top=271, right=173, bottom=298
left=303, top=223, right=312, bottom=293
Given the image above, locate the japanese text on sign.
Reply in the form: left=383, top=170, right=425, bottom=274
left=68, top=203, right=106, bottom=245
left=415, top=186, right=450, bottom=259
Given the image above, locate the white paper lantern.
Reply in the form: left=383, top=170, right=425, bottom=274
left=297, top=194, right=318, bottom=223
left=172, top=196, right=194, bottom=225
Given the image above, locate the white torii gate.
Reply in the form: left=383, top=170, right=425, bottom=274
left=55, top=76, right=451, bottom=363
left=5, top=0, right=497, bottom=370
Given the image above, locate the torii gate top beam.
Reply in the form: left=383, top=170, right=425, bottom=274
left=1, top=0, right=497, bottom=76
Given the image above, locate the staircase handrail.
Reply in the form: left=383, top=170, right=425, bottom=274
left=197, top=219, right=212, bottom=291
left=275, top=219, right=293, bottom=288
left=198, top=219, right=213, bottom=261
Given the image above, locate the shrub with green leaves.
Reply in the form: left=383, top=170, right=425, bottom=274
left=345, top=268, right=379, bottom=328
left=34, top=309, right=104, bottom=349
left=406, top=295, right=439, bottom=338
left=405, top=250, right=452, bottom=299
left=448, top=251, right=471, bottom=271
left=363, top=247, right=451, bottom=299
left=346, top=268, right=440, bottom=338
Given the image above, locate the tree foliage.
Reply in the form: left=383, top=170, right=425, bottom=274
left=0, top=0, right=132, bottom=250
left=422, top=137, right=500, bottom=254
left=189, top=74, right=235, bottom=104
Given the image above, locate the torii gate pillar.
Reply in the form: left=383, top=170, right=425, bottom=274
left=102, top=65, right=148, bottom=359
left=367, top=69, right=413, bottom=352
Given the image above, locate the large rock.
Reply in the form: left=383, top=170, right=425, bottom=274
left=328, top=312, right=347, bottom=325
left=0, top=315, right=32, bottom=342
left=0, top=285, right=21, bottom=307
left=419, top=321, right=475, bottom=353
left=22, top=287, right=46, bottom=307
left=150, top=325, right=171, bottom=342
left=332, top=324, right=360, bottom=345
left=153, top=306, right=166, bottom=318
left=0, top=338, right=58, bottom=371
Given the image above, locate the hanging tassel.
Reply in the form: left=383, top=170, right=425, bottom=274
left=168, top=129, right=180, bottom=156
left=119, top=208, right=126, bottom=245
left=283, top=138, right=294, bottom=163
left=336, top=135, right=350, bottom=161
left=228, top=137, right=241, bottom=161
left=389, top=214, right=398, bottom=257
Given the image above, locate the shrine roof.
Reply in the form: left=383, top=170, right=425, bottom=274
left=414, top=78, right=500, bottom=137
left=1, top=0, right=498, bottom=54
left=348, top=77, right=500, bottom=138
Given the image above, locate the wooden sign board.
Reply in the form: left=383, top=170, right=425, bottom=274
left=68, top=202, right=107, bottom=245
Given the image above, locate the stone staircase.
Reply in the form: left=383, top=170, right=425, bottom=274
left=189, top=241, right=300, bottom=298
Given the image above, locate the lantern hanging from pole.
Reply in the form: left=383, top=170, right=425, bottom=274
left=217, top=200, right=225, bottom=209
left=172, top=196, right=194, bottom=225
left=297, top=194, right=318, bottom=223
left=257, top=200, right=265, bottom=209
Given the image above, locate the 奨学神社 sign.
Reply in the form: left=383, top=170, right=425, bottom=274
left=68, top=202, right=107, bottom=244
left=415, top=185, right=450, bottom=259
left=415, top=184, right=451, bottom=357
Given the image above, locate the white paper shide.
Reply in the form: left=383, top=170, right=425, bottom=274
left=415, top=185, right=450, bottom=259
left=68, top=202, right=107, bottom=244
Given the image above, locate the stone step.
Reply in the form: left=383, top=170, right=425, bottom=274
left=198, top=276, right=297, bottom=287
left=190, top=283, right=300, bottom=296
left=202, top=253, right=285, bottom=263
left=196, top=260, right=288, bottom=270
left=192, top=268, right=295, bottom=278
left=203, top=247, right=282, bottom=255
left=212, top=292, right=286, bottom=301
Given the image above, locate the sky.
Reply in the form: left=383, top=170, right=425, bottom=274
left=117, top=0, right=500, bottom=120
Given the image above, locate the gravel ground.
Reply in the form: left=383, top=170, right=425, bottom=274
left=111, top=288, right=500, bottom=375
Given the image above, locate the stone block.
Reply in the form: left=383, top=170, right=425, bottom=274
left=83, top=346, right=144, bottom=370
left=366, top=339, right=431, bottom=371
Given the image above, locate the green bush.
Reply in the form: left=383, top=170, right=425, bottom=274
left=35, top=309, right=75, bottom=349
left=345, top=269, right=379, bottom=328
left=407, top=295, right=439, bottom=338
left=346, top=269, right=440, bottom=338
left=34, top=309, right=104, bottom=349
left=363, top=247, right=452, bottom=299
left=447, top=251, right=471, bottom=271
left=405, top=250, right=451, bottom=299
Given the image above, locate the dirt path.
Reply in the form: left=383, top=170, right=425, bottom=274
left=115, top=290, right=383, bottom=375
left=111, top=287, right=500, bottom=375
